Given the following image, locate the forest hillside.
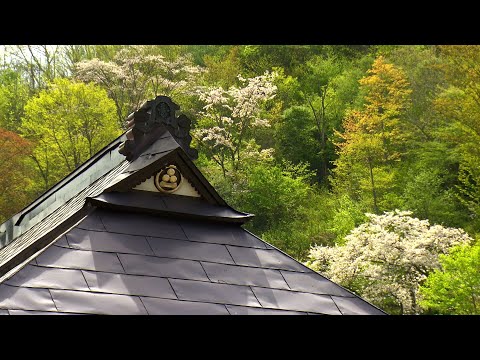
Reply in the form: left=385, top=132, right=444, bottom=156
left=1, top=45, right=478, bottom=314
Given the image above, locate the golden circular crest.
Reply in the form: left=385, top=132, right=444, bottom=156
left=154, top=165, right=182, bottom=193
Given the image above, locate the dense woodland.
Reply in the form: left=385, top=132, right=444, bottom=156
left=0, top=45, right=479, bottom=315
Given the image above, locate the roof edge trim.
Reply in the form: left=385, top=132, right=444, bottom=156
left=87, top=194, right=254, bottom=224
left=0, top=204, right=94, bottom=280
left=13, top=133, right=126, bottom=227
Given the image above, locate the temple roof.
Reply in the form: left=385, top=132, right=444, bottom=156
left=0, top=96, right=385, bottom=315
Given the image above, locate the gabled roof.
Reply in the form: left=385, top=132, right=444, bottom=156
left=0, top=96, right=386, bottom=315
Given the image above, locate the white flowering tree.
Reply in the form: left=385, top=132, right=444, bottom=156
left=193, top=71, right=277, bottom=177
left=74, top=45, right=204, bottom=125
left=306, top=210, right=473, bottom=314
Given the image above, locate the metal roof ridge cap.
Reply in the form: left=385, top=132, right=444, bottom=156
left=13, top=135, right=126, bottom=227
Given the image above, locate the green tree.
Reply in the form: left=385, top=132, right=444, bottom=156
left=433, top=46, right=480, bottom=232
left=386, top=45, right=446, bottom=141
left=274, top=55, right=369, bottom=184
left=203, top=46, right=243, bottom=87
left=22, top=78, right=120, bottom=193
left=300, top=56, right=344, bottom=181
left=0, top=128, right=33, bottom=222
left=401, top=169, right=460, bottom=226
left=234, top=162, right=313, bottom=233
left=225, top=161, right=317, bottom=260
left=420, top=241, right=480, bottom=314
left=239, top=45, right=319, bottom=78
left=333, top=56, right=412, bottom=213
left=0, top=68, right=30, bottom=132
left=3, top=45, right=67, bottom=92
left=274, top=106, right=321, bottom=172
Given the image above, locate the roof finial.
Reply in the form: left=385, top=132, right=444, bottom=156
left=119, top=96, right=198, bottom=161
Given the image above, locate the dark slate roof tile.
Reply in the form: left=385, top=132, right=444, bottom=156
left=140, top=132, right=180, bottom=156
left=170, top=278, right=261, bottom=307
left=202, top=262, right=289, bottom=289
left=54, top=236, right=70, bottom=248
left=36, top=245, right=124, bottom=273
left=76, top=211, right=106, bottom=231
left=67, top=228, right=154, bottom=255
left=280, top=271, right=355, bottom=297
left=332, top=296, right=385, bottom=315
left=226, top=246, right=307, bottom=272
left=100, top=211, right=186, bottom=239
left=8, top=310, right=73, bottom=315
left=50, top=289, right=148, bottom=315
left=4, top=265, right=89, bottom=291
left=229, top=229, right=268, bottom=248
left=180, top=221, right=267, bottom=248
left=82, top=270, right=177, bottom=299
left=0, top=285, right=57, bottom=312
left=127, top=148, right=178, bottom=172
left=146, top=237, right=234, bottom=264
left=225, top=305, right=305, bottom=315
left=251, top=287, right=342, bottom=315
left=118, top=253, right=208, bottom=281
left=141, top=297, right=229, bottom=315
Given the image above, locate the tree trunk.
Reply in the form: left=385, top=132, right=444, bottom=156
left=320, top=88, right=328, bottom=180
left=307, top=98, right=326, bottom=183
left=368, top=157, right=379, bottom=213
left=30, top=154, right=49, bottom=192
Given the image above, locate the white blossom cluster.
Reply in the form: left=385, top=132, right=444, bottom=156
left=195, top=126, right=233, bottom=150
left=306, top=210, right=473, bottom=314
left=193, top=71, right=277, bottom=168
left=74, top=46, right=204, bottom=115
left=230, top=72, right=277, bottom=120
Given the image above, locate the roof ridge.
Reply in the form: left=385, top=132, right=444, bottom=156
left=119, top=96, right=198, bottom=161
left=0, top=134, right=128, bottom=250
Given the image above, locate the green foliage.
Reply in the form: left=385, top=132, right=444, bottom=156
left=401, top=169, right=463, bottom=227
left=386, top=45, right=447, bottom=142
left=22, top=78, right=120, bottom=193
left=239, top=45, right=320, bottom=78
left=333, top=56, right=412, bottom=213
left=274, top=106, right=321, bottom=171
left=272, top=67, right=304, bottom=109
left=234, top=162, right=313, bottom=232
left=1, top=45, right=479, bottom=314
left=0, top=128, right=33, bottom=222
left=327, top=194, right=367, bottom=245
left=419, top=241, right=480, bottom=314
left=457, top=158, right=480, bottom=228
left=0, top=68, right=30, bottom=132
left=202, top=46, right=243, bottom=87
left=198, top=155, right=320, bottom=260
